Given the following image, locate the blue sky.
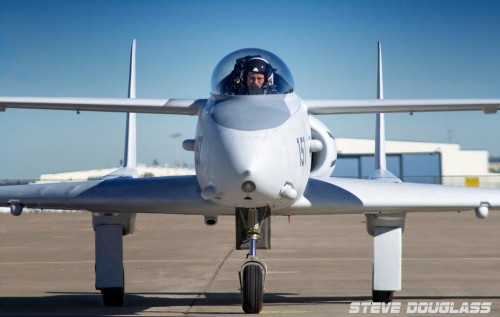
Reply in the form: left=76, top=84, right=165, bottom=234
left=0, top=0, right=500, bottom=179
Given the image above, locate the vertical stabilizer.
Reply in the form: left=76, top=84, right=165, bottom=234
left=375, top=41, right=386, bottom=171
left=123, top=39, right=137, bottom=170
left=103, top=39, right=138, bottom=180
left=370, top=42, right=400, bottom=182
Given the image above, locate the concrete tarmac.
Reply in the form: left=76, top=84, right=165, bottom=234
left=0, top=211, right=500, bottom=316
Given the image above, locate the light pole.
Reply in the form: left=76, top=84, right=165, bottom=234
left=170, top=133, right=182, bottom=166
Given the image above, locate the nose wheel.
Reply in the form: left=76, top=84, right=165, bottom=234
left=238, top=207, right=269, bottom=314
left=240, top=258, right=266, bottom=313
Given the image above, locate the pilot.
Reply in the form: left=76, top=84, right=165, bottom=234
left=244, top=57, right=277, bottom=95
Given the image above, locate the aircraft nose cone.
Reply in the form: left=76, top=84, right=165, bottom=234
left=211, top=129, right=290, bottom=207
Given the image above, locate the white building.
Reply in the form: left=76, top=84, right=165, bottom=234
left=38, top=165, right=194, bottom=183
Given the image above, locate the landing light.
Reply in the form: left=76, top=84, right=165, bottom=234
left=241, top=181, right=256, bottom=193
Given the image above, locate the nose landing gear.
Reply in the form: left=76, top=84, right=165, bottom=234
left=237, top=207, right=269, bottom=314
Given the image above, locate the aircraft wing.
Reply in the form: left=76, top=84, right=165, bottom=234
left=0, top=97, right=207, bottom=115
left=304, top=99, right=500, bottom=115
left=3, top=97, right=500, bottom=116
left=287, top=177, right=500, bottom=215
left=0, top=176, right=233, bottom=215
left=2, top=175, right=498, bottom=216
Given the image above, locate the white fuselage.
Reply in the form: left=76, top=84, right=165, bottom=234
left=194, top=93, right=311, bottom=210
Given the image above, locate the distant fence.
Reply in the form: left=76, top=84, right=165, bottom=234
left=336, top=175, right=500, bottom=188
left=0, top=179, right=36, bottom=186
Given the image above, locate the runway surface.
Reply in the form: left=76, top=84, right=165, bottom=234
left=0, top=211, right=499, bottom=316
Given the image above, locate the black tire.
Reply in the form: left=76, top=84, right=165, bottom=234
left=241, top=264, right=264, bottom=314
left=102, top=287, right=124, bottom=306
left=372, top=290, right=394, bottom=303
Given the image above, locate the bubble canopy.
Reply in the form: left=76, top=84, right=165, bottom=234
left=211, top=48, right=295, bottom=95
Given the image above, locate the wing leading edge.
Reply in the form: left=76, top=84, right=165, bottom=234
left=305, top=99, right=500, bottom=115
left=0, top=97, right=207, bottom=115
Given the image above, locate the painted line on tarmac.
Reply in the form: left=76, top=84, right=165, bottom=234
left=262, top=310, right=310, bottom=314
left=0, top=259, right=226, bottom=265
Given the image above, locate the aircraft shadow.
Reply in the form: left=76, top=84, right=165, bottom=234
left=1, top=292, right=499, bottom=316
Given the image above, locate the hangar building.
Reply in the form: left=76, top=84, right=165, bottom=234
left=334, top=138, right=498, bottom=188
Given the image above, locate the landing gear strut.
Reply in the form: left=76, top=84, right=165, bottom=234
left=366, top=213, right=405, bottom=304
left=93, top=213, right=136, bottom=307
left=238, top=207, right=269, bottom=314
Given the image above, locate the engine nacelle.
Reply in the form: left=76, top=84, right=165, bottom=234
left=309, top=116, right=337, bottom=177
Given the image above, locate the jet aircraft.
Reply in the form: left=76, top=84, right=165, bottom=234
left=1, top=41, right=500, bottom=313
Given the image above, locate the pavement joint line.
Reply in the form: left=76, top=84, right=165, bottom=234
left=230, top=257, right=500, bottom=261
left=262, top=311, right=310, bottom=314
left=184, top=246, right=235, bottom=315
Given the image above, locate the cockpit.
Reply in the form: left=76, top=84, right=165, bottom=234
left=211, top=48, right=295, bottom=95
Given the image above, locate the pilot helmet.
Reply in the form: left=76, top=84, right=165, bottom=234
left=245, top=57, right=274, bottom=86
